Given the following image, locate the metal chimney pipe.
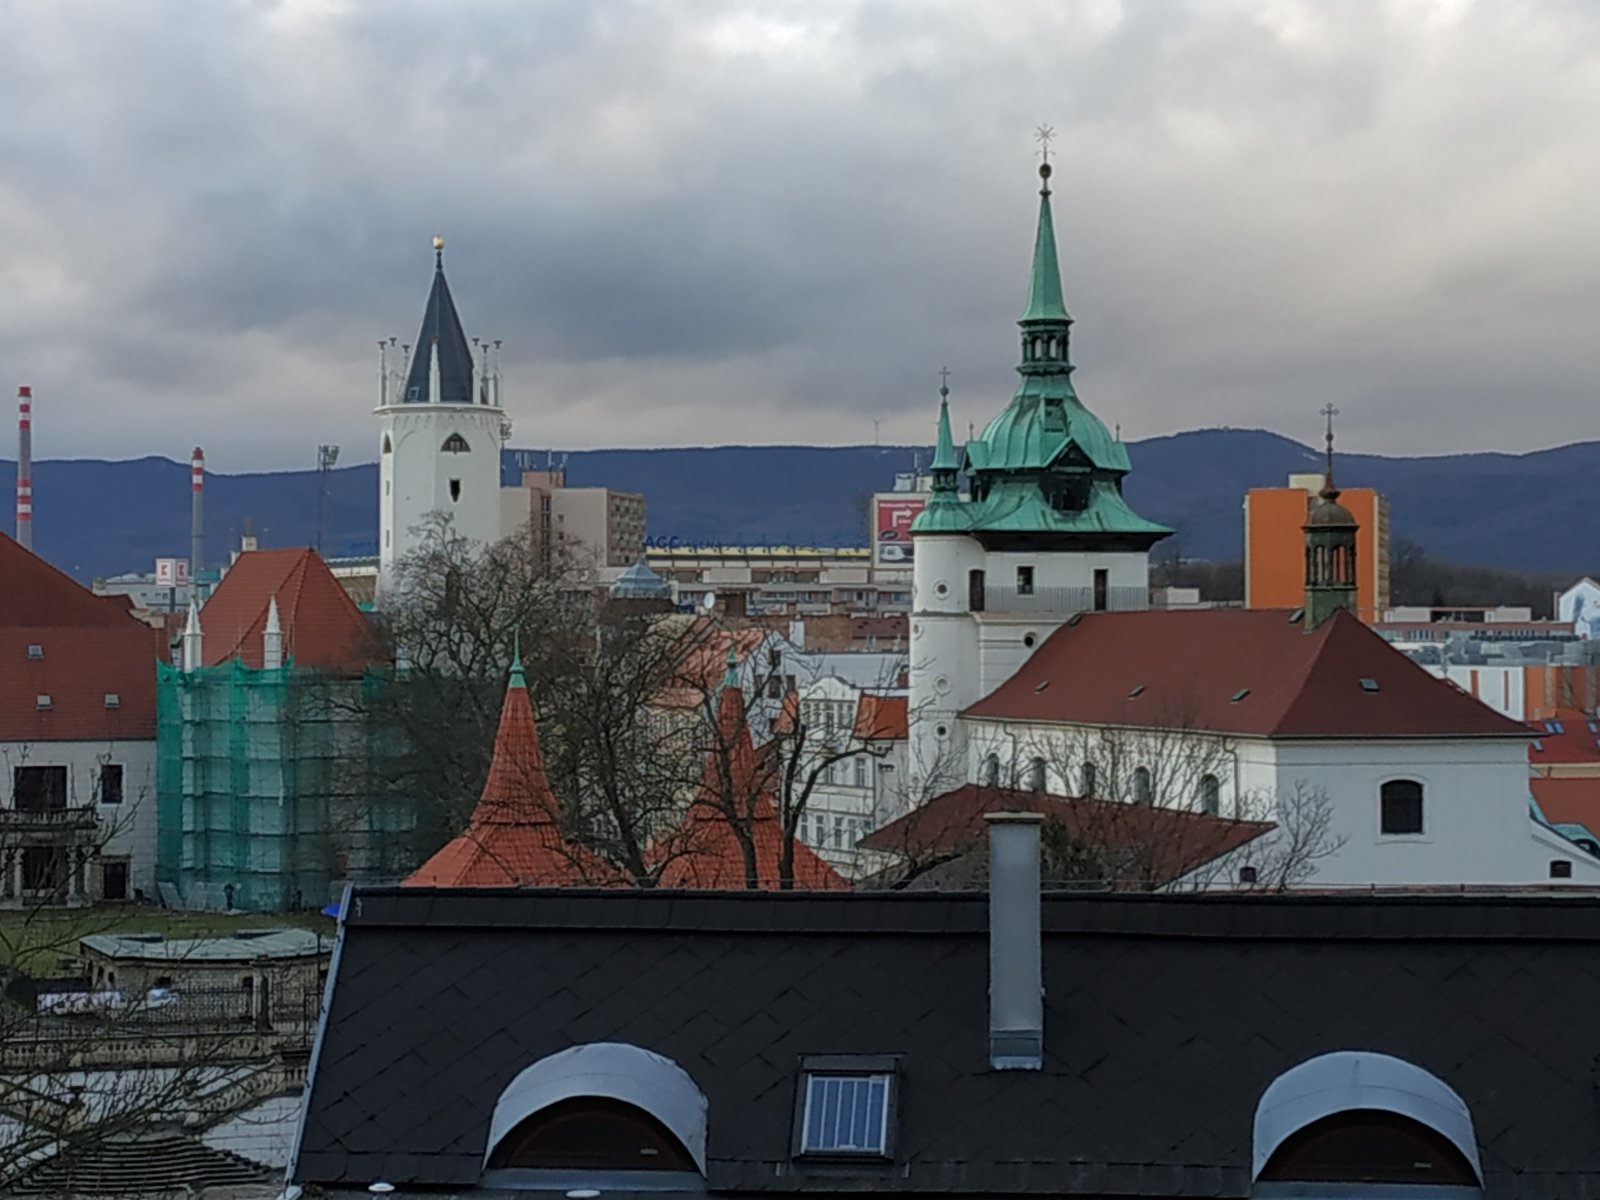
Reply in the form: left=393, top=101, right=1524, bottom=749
left=986, top=811, right=1044, bottom=1070
left=16, top=386, right=32, bottom=551
left=191, top=447, right=205, bottom=582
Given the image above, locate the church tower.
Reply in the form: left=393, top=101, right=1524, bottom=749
left=908, top=150, right=1170, bottom=796
left=377, top=237, right=509, bottom=595
left=1303, top=409, right=1358, bottom=631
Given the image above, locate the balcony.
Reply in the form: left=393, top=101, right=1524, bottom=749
left=980, top=585, right=1149, bottom=616
left=0, top=805, right=102, bottom=838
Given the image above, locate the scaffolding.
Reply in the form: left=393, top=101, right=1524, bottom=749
left=156, top=659, right=417, bottom=913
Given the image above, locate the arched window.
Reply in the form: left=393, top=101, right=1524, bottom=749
left=1198, top=774, right=1221, bottom=816
left=1080, top=762, right=1098, bottom=797
left=442, top=432, right=471, bottom=454
left=1132, top=766, right=1153, bottom=806
left=982, top=754, right=1000, bottom=788
left=488, top=1096, right=697, bottom=1171
left=1025, top=757, right=1047, bottom=793
left=1254, top=1051, right=1482, bottom=1190
left=1380, top=779, right=1423, bottom=835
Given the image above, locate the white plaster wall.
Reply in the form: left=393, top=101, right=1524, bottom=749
left=979, top=549, right=1150, bottom=595
left=0, top=738, right=157, bottom=898
left=1424, top=664, right=1525, bottom=721
left=377, top=404, right=504, bottom=588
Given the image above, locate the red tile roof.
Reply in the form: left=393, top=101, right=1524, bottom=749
left=0, top=534, right=165, bottom=742
left=200, top=548, right=371, bottom=670
left=653, top=680, right=848, bottom=891
left=653, top=624, right=770, bottom=710
left=853, top=693, right=908, bottom=741
left=1531, top=777, right=1600, bottom=829
left=406, top=670, right=620, bottom=888
left=859, top=784, right=1274, bottom=886
left=1528, top=711, right=1600, bottom=765
left=965, top=608, right=1530, bottom=739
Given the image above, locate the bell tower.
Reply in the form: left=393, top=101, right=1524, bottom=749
left=376, top=237, right=509, bottom=597
left=1303, top=405, right=1359, bottom=631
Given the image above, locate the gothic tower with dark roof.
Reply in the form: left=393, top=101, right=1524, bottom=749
left=376, top=237, right=509, bottom=595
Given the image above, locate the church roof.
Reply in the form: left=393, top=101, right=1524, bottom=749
left=406, top=659, right=620, bottom=888
left=399, top=243, right=477, bottom=406
left=965, top=607, right=1531, bottom=740
left=199, top=548, right=371, bottom=670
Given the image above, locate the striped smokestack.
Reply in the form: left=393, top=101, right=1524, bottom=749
left=191, top=446, right=204, bottom=579
left=16, top=386, right=32, bottom=551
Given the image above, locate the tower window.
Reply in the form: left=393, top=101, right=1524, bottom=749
left=442, top=433, right=470, bottom=454
left=1093, top=568, right=1109, bottom=611
left=1199, top=774, right=1220, bottom=816
left=382, top=433, right=392, bottom=454
left=1132, top=766, right=1153, bottom=806
left=1025, top=757, right=1047, bottom=793
left=1016, top=566, right=1035, bottom=596
left=449, top=479, right=461, bottom=503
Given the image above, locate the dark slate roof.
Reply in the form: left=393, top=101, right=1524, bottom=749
left=294, top=888, right=1600, bottom=1199
left=402, top=258, right=477, bottom=405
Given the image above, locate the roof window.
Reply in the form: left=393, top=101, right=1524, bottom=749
left=26, top=643, right=43, bottom=660
left=104, top=693, right=121, bottom=709
left=1033, top=680, right=1050, bottom=693
left=795, top=1058, right=896, bottom=1159
left=1359, top=678, right=1380, bottom=693
left=1288, top=608, right=1305, bottom=623
left=35, top=695, right=51, bottom=710
left=1128, top=684, right=1145, bottom=698
left=1230, top=688, right=1250, bottom=703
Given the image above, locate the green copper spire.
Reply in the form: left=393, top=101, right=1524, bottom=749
left=509, top=629, right=526, bottom=689
left=721, top=642, right=739, bottom=691
left=930, top=371, right=959, bottom=478
left=1021, top=161, right=1070, bottom=325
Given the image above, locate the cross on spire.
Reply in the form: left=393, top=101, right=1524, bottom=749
left=938, top=365, right=951, bottom=396
left=1321, top=403, right=1340, bottom=488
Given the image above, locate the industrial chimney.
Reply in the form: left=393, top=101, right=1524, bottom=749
left=986, top=811, right=1044, bottom=1070
left=16, top=386, right=32, bottom=551
left=191, top=447, right=205, bottom=585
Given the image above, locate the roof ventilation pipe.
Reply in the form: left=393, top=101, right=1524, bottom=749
left=986, top=811, right=1044, bottom=1069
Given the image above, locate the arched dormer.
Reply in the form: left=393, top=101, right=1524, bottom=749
left=1253, top=1051, right=1482, bottom=1190
left=484, top=1042, right=707, bottom=1175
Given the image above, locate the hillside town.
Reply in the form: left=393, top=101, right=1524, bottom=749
left=8, top=14, right=1600, bottom=1192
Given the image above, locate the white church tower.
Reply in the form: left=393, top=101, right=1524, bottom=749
left=376, top=236, right=509, bottom=596
left=907, top=153, right=1171, bottom=797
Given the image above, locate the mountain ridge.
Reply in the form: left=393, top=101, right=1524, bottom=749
left=3, top=428, right=1594, bottom=581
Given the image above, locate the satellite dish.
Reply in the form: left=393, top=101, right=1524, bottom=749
left=701, top=591, right=718, bottom=613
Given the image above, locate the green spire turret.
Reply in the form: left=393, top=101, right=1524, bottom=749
left=509, top=628, right=526, bottom=689
left=721, top=643, right=739, bottom=691
left=1021, top=163, right=1070, bottom=325
left=930, top=374, right=959, bottom=482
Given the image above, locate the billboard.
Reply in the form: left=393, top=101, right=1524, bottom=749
left=154, top=558, right=191, bottom=588
left=874, top=496, right=926, bottom=565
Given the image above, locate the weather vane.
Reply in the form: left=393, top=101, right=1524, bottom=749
left=1035, top=124, right=1056, bottom=163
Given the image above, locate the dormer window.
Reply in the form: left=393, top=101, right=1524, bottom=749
left=795, top=1056, right=897, bottom=1159
left=442, top=433, right=471, bottom=454
left=35, top=695, right=51, bottom=710
left=26, top=644, right=43, bottom=660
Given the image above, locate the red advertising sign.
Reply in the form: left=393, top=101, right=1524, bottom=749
left=874, top=497, right=926, bottom=564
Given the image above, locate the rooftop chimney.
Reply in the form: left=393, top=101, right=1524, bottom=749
left=16, top=386, right=32, bottom=551
left=191, top=447, right=205, bottom=585
left=986, top=811, right=1044, bottom=1070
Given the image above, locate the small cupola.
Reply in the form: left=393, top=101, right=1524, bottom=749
left=1303, top=405, right=1359, bottom=631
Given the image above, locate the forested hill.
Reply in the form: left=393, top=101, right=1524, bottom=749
left=4, top=428, right=1596, bottom=581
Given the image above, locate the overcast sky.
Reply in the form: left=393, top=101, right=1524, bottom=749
left=3, top=0, right=1598, bottom=471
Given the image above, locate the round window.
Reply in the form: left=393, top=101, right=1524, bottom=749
left=935, top=724, right=949, bottom=738
left=1023, top=633, right=1037, bottom=648
left=935, top=582, right=950, bottom=598
left=912, top=622, right=922, bottom=637
left=935, top=675, right=950, bottom=695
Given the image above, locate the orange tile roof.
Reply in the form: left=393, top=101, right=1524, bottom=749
left=1529, top=711, right=1600, bottom=766
left=653, top=679, right=848, bottom=891
left=1532, top=777, right=1600, bottom=831
left=406, top=668, right=620, bottom=888
left=200, top=548, right=371, bottom=670
left=853, top=693, right=908, bottom=741
left=653, top=625, right=769, bottom=710
left=0, top=534, right=166, bottom=741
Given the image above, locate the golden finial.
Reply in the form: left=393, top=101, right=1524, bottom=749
left=432, top=234, right=444, bottom=251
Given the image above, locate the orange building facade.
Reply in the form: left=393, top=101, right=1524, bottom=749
left=1245, top=475, right=1390, bottom=622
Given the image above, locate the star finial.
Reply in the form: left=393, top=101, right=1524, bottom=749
left=1035, top=124, right=1056, bottom=194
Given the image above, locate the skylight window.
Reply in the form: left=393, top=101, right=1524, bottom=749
left=1128, top=684, right=1145, bottom=698
left=26, top=644, right=43, bottom=660
left=1359, top=678, right=1380, bottom=693
left=1231, top=688, right=1250, bottom=703
left=800, top=1074, right=892, bottom=1157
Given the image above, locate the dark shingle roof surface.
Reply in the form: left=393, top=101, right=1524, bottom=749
left=295, top=889, right=1600, bottom=1199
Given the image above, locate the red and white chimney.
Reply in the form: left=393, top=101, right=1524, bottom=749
left=16, top=386, right=32, bottom=551
left=191, top=446, right=205, bottom=582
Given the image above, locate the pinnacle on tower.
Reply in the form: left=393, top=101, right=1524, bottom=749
left=930, top=372, right=960, bottom=490
left=1021, top=161, right=1070, bottom=326
left=401, top=236, right=476, bottom=405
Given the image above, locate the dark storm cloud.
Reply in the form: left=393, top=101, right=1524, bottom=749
left=3, top=0, right=1599, bottom=469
